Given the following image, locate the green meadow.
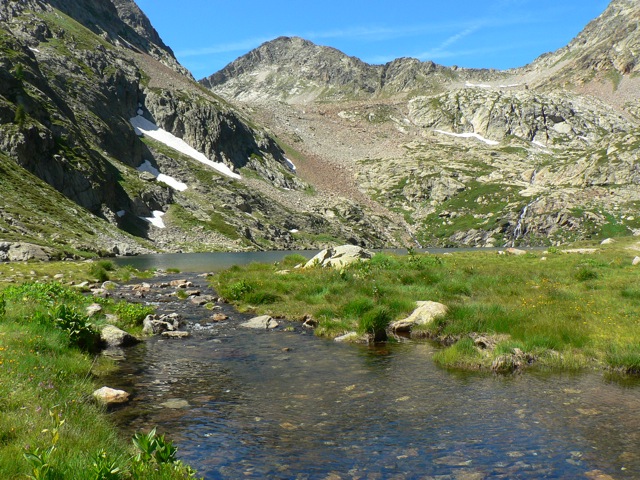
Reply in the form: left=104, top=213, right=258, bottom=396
left=213, top=239, right=640, bottom=374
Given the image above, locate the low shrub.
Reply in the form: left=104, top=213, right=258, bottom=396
left=88, top=264, right=109, bottom=283
left=113, top=301, right=155, bottom=329
left=226, top=280, right=255, bottom=300
left=244, top=291, right=280, bottom=305
left=51, top=304, right=101, bottom=352
left=96, top=260, right=115, bottom=272
left=574, top=267, right=598, bottom=281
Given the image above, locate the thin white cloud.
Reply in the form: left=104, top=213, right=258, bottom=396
left=176, top=14, right=533, bottom=60
left=414, top=23, right=483, bottom=61
left=177, top=37, right=273, bottom=58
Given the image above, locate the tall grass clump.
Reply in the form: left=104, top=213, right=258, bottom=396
left=606, top=344, right=640, bottom=374
left=357, top=306, right=392, bottom=342
left=433, top=337, right=482, bottom=369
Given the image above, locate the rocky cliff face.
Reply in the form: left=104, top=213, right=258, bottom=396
left=527, top=0, right=639, bottom=82
left=203, top=0, right=640, bottom=248
left=0, top=0, right=401, bottom=259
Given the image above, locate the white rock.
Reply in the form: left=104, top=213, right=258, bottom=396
left=93, top=386, right=129, bottom=404
left=304, top=245, right=373, bottom=269
left=390, top=301, right=448, bottom=332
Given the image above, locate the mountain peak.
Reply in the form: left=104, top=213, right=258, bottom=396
left=529, top=0, right=639, bottom=80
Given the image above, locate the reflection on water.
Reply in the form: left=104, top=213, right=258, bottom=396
left=105, top=283, right=640, bottom=479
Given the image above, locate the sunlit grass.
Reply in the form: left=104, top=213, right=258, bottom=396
left=0, top=268, right=198, bottom=478
left=212, top=238, right=640, bottom=373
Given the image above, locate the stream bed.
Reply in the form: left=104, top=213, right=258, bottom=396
left=104, top=261, right=640, bottom=479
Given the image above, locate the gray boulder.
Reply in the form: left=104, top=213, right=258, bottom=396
left=100, top=325, right=139, bottom=348
left=0, top=242, right=52, bottom=262
left=304, top=245, right=373, bottom=269
left=241, top=315, right=279, bottom=329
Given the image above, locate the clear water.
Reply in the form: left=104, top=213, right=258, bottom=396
left=104, top=272, right=640, bottom=479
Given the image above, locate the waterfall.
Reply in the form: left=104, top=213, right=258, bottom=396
left=408, top=230, right=423, bottom=249
left=510, top=198, right=539, bottom=247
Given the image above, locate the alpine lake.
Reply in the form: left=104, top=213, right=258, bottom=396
left=108, top=251, right=640, bottom=479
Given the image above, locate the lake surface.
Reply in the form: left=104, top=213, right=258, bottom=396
left=104, top=269, right=640, bottom=480
left=112, top=248, right=506, bottom=273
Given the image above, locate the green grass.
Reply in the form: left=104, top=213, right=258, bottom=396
left=211, top=240, right=640, bottom=374
left=0, top=278, right=198, bottom=478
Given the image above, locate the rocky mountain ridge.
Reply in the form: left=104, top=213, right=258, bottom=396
left=202, top=0, right=640, bottom=248
left=0, top=0, right=404, bottom=260
left=1, top=0, right=638, bottom=259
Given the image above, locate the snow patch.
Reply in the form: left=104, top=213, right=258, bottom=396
left=116, top=210, right=126, bottom=218
left=465, top=82, right=491, bottom=88
left=29, top=47, right=40, bottom=53
left=434, top=129, right=499, bottom=146
left=130, top=115, right=241, bottom=180
left=284, top=156, right=296, bottom=172
left=289, top=229, right=299, bottom=233
left=137, top=160, right=188, bottom=192
left=465, top=82, right=519, bottom=89
left=140, top=211, right=166, bottom=229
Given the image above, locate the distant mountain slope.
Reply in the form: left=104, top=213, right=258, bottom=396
left=202, top=0, right=640, bottom=248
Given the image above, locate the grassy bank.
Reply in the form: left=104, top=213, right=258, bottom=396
left=212, top=239, right=640, bottom=374
left=0, top=263, right=199, bottom=479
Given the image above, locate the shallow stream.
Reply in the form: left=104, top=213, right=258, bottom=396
left=106, top=253, right=640, bottom=479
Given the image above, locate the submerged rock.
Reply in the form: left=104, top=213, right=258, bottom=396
left=334, top=332, right=369, bottom=343
left=160, top=399, right=190, bottom=409
left=161, top=331, right=190, bottom=338
left=241, top=315, right=279, bottom=329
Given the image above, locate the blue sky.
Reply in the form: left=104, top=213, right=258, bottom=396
left=135, top=0, right=611, bottom=80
